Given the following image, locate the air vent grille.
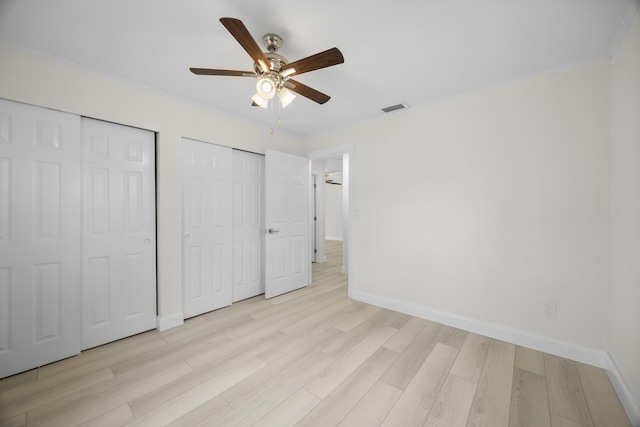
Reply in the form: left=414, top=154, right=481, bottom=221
left=381, top=103, right=408, bottom=113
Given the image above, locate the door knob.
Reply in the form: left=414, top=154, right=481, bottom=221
left=266, top=228, right=280, bottom=234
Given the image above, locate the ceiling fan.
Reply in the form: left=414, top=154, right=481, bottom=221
left=190, top=17, right=344, bottom=109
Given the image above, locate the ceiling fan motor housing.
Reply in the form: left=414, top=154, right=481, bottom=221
left=253, top=52, right=288, bottom=74
left=262, top=33, right=282, bottom=52
left=252, top=34, right=288, bottom=74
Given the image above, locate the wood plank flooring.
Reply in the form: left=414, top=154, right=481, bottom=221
left=0, top=241, right=631, bottom=426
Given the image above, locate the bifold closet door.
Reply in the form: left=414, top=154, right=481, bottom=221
left=81, top=118, right=156, bottom=350
left=182, top=138, right=232, bottom=318
left=0, top=99, right=82, bottom=379
left=232, top=150, right=265, bottom=302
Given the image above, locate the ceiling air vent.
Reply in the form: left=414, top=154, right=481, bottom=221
left=381, top=103, right=408, bottom=113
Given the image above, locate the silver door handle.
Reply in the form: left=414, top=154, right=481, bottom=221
left=266, top=228, right=280, bottom=234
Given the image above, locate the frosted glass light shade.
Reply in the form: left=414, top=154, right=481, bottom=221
left=256, top=77, right=276, bottom=99
left=278, top=87, right=296, bottom=108
left=251, top=94, right=269, bottom=109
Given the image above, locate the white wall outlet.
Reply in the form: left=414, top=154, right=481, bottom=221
left=544, top=302, right=557, bottom=320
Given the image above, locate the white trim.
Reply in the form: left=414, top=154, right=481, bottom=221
left=605, top=353, right=640, bottom=426
left=351, top=289, right=640, bottom=424
left=351, top=289, right=606, bottom=366
left=156, top=312, right=184, bottom=331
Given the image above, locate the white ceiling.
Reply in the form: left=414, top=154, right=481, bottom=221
left=0, top=0, right=636, bottom=136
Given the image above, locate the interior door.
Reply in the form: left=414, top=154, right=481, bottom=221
left=81, top=118, right=156, bottom=350
left=182, top=138, right=232, bottom=318
left=0, top=99, right=82, bottom=378
left=264, top=149, right=310, bottom=298
left=232, top=150, right=264, bottom=302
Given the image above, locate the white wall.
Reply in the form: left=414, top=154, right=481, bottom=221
left=305, top=57, right=611, bottom=350
left=325, top=182, right=344, bottom=240
left=609, top=10, right=640, bottom=410
left=0, top=43, right=301, bottom=324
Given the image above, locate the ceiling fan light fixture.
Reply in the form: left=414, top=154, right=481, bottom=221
left=251, top=93, right=269, bottom=109
left=278, top=87, right=296, bottom=108
left=280, top=67, right=296, bottom=78
left=192, top=18, right=344, bottom=109
left=256, top=77, right=276, bottom=99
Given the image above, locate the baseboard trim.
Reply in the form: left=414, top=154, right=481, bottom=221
left=605, top=353, right=640, bottom=426
left=156, top=312, right=184, bottom=331
left=351, top=289, right=640, bottom=425
left=351, top=289, right=605, bottom=366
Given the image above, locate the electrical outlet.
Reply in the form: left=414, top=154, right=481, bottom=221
left=544, top=302, right=556, bottom=320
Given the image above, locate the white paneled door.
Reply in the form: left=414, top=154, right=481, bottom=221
left=0, top=99, right=82, bottom=378
left=265, top=149, right=310, bottom=298
left=81, top=118, right=156, bottom=350
left=232, top=150, right=264, bottom=302
left=182, top=139, right=232, bottom=318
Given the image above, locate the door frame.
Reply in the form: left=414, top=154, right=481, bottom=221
left=311, top=171, right=326, bottom=264
left=305, top=143, right=354, bottom=297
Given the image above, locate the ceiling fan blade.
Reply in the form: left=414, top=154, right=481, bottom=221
left=281, top=47, right=344, bottom=76
left=286, top=79, right=331, bottom=104
left=219, top=17, right=270, bottom=67
left=190, top=68, right=254, bottom=77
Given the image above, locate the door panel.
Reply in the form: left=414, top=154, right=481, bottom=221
left=265, top=149, right=310, bottom=298
left=0, top=98, right=82, bottom=379
left=81, top=118, right=156, bottom=350
left=0, top=267, right=9, bottom=352
left=232, top=150, right=264, bottom=302
left=182, top=139, right=232, bottom=318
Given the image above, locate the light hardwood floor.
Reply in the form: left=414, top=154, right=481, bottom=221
left=0, top=241, right=631, bottom=426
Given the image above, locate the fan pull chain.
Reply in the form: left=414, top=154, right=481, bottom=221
left=267, top=97, right=284, bottom=135
left=276, top=96, right=283, bottom=127
left=269, top=98, right=275, bottom=134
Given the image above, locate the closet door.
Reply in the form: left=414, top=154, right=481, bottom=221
left=232, top=150, right=264, bottom=302
left=182, top=139, right=232, bottom=318
left=0, top=99, right=82, bottom=379
left=81, top=118, right=156, bottom=350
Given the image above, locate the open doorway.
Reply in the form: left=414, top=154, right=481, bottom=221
left=312, top=157, right=343, bottom=261
left=306, top=144, right=354, bottom=295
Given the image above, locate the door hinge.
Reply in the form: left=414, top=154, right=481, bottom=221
left=314, top=216, right=317, bottom=221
